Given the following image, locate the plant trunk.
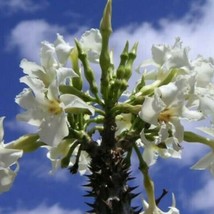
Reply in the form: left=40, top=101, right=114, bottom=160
left=85, top=146, right=140, bottom=214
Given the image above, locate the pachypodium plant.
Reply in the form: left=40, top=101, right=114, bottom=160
left=1, top=0, right=214, bottom=213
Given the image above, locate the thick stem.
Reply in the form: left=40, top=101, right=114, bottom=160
left=86, top=148, right=139, bottom=214
left=101, top=111, right=117, bottom=150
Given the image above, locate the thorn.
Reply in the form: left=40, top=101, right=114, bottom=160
left=83, top=191, right=95, bottom=197
left=130, top=192, right=140, bottom=199
left=127, top=176, right=135, bottom=181
left=85, top=202, right=95, bottom=208
left=128, top=186, right=138, bottom=192
left=82, top=183, right=92, bottom=188
left=132, top=206, right=138, bottom=210
left=85, top=174, right=93, bottom=179
left=126, top=170, right=132, bottom=176
left=86, top=209, right=95, bottom=213
left=156, top=188, right=168, bottom=205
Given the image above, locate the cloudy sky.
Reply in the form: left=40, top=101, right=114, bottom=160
left=1, top=0, right=214, bottom=213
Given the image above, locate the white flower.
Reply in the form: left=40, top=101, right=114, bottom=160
left=140, top=38, right=191, bottom=81
left=54, top=33, right=74, bottom=66
left=44, top=140, right=90, bottom=175
left=69, top=149, right=91, bottom=175
left=115, top=113, right=132, bottom=136
left=195, top=84, right=214, bottom=122
left=140, top=127, right=181, bottom=166
left=20, top=34, right=77, bottom=92
left=0, top=117, right=23, bottom=193
left=139, top=78, right=203, bottom=144
left=15, top=83, right=94, bottom=147
left=191, top=151, right=214, bottom=176
left=139, top=78, right=204, bottom=166
left=152, top=37, right=191, bottom=72
left=79, top=28, right=102, bottom=63
left=140, top=194, right=179, bottom=214
left=192, top=56, right=214, bottom=88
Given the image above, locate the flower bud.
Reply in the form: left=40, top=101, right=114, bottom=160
left=70, top=48, right=83, bottom=90
left=75, top=40, right=98, bottom=96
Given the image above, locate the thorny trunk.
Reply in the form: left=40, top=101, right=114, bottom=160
left=84, top=113, right=141, bottom=214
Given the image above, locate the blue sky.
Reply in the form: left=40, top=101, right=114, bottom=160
left=1, top=0, right=214, bottom=213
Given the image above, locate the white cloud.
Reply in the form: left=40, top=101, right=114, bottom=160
left=7, top=204, right=82, bottom=214
left=8, top=0, right=214, bottom=64
left=7, top=19, right=88, bottom=62
left=111, top=0, right=214, bottom=60
left=190, top=177, right=214, bottom=212
left=9, top=0, right=214, bottom=67
left=8, top=20, right=65, bottom=61
left=0, top=0, right=48, bottom=14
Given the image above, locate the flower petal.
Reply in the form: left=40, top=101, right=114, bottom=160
left=39, top=113, right=68, bottom=147
left=0, top=168, right=16, bottom=193
left=54, top=33, right=73, bottom=65
left=139, top=94, right=165, bottom=125
left=0, top=147, right=23, bottom=168
left=80, top=29, right=102, bottom=63
left=61, top=94, right=94, bottom=115
left=191, top=152, right=214, bottom=170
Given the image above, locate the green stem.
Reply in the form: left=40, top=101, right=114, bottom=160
left=59, top=85, right=97, bottom=103
left=184, top=131, right=214, bottom=149
left=85, top=116, right=104, bottom=126
left=133, top=143, right=156, bottom=210
left=111, top=103, right=141, bottom=115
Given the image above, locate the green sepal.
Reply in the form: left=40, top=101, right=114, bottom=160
left=59, top=85, right=96, bottom=102
left=6, top=134, right=43, bottom=152
left=184, top=131, right=214, bottom=148
left=110, top=79, right=128, bottom=103
left=139, top=67, right=180, bottom=97
left=159, top=68, right=180, bottom=86
left=61, top=140, right=79, bottom=168
left=70, top=48, right=83, bottom=90
left=75, top=40, right=99, bottom=98
left=100, top=0, right=112, bottom=35
left=123, top=43, right=138, bottom=81
left=65, top=107, right=93, bottom=115
left=135, top=74, right=146, bottom=93
left=110, top=42, right=138, bottom=103
left=112, top=103, right=141, bottom=115
left=116, top=41, right=129, bottom=79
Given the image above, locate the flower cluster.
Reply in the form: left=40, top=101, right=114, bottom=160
left=15, top=30, right=103, bottom=174
left=137, top=38, right=214, bottom=167
left=1, top=0, right=214, bottom=213
left=16, top=32, right=97, bottom=147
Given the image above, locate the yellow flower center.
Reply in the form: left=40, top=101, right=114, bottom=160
left=158, top=108, right=174, bottom=123
left=48, top=99, right=63, bottom=115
